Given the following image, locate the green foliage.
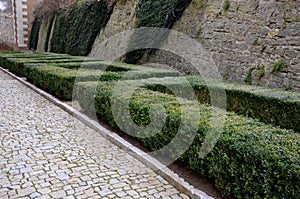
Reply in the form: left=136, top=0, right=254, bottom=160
left=244, top=67, right=255, bottom=85
left=256, top=65, right=265, bottom=79
left=24, top=64, right=124, bottom=100
left=0, top=52, right=179, bottom=100
left=272, top=60, right=285, bottom=73
left=24, top=67, right=177, bottom=100
left=223, top=0, right=231, bottom=10
left=49, top=0, right=113, bottom=56
left=215, top=11, right=222, bottom=18
left=75, top=80, right=300, bottom=199
left=2, top=51, right=300, bottom=199
left=44, top=14, right=55, bottom=52
left=192, top=0, right=204, bottom=9
left=196, top=26, right=202, bottom=37
left=29, top=17, right=42, bottom=50
left=114, top=76, right=300, bottom=132
left=124, top=0, right=192, bottom=64
left=284, top=84, right=292, bottom=91
left=49, top=9, right=69, bottom=53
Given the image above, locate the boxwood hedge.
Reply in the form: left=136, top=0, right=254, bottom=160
left=0, top=57, right=99, bottom=77
left=74, top=80, right=300, bottom=199
left=24, top=65, right=122, bottom=100
left=55, top=61, right=160, bottom=71
left=22, top=64, right=179, bottom=100
left=117, top=76, right=300, bottom=132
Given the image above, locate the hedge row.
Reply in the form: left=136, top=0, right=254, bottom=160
left=24, top=65, right=123, bottom=100
left=0, top=51, right=179, bottom=100
left=74, top=80, right=300, bottom=199
left=0, top=52, right=70, bottom=60
left=0, top=56, right=99, bottom=77
left=55, top=61, right=157, bottom=71
left=114, top=76, right=300, bottom=132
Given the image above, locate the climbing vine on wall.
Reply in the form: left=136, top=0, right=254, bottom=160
left=29, top=17, right=42, bottom=51
left=44, top=14, right=56, bottom=52
left=47, top=0, right=114, bottom=56
left=124, top=0, right=192, bottom=64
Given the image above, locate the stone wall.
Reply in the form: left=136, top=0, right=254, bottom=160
left=0, top=0, right=14, bottom=47
left=90, top=0, right=138, bottom=58
left=144, top=0, right=300, bottom=90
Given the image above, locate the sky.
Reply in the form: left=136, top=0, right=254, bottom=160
left=0, top=1, right=7, bottom=12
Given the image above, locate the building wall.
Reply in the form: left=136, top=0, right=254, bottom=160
left=12, top=0, right=29, bottom=48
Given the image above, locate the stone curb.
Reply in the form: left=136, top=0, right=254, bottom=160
left=0, top=67, right=215, bottom=199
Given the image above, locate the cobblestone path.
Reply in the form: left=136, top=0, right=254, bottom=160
left=0, top=70, right=189, bottom=199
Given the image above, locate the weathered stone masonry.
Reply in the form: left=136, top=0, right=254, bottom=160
left=146, top=0, right=300, bottom=90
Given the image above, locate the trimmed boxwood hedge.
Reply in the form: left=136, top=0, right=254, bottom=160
left=0, top=57, right=99, bottom=77
left=22, top=64, right=179, bottom=100
left=24, top=65, right=122, bottom=100
left=116, top=76, right=300, bottom=132
left=56, top=61, right=158, bottom=71
left=74, top=80, right=300, bottom=199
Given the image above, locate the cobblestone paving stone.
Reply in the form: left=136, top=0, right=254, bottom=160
left=0, top=71, right=190, bottom=199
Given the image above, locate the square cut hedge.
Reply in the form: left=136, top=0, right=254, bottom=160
left=55, top=60, right=179, bottom=73
left=24, top=65, right=122, bottom=100
left=23, top=64, right=179, bottom=100
left=56, top=61, right=149, bottom=71
left=0, top=57, right=101, bottom=77
left=116, top=76, right=300, bottom=132
left=74, top=80, right=300, bottom=199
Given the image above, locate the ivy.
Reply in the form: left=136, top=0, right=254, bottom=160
left=29, top=17, right=42, bottom=51
left=49, top=0, right=114, bottom=56
left=124, top=0, right=192, bottom=64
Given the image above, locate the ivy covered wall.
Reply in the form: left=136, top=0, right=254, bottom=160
left=52, top=0, right=113, bottom=55
left=30, top=0, right=114, bottom=56
left=124, top=0, right=192, bottom=64
left=29, top=17, right=42, bottom=51
left=30, top=0, right=190, bottom=58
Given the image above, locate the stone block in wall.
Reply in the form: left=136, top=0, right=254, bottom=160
left=157, top=0, right=299, bottom=90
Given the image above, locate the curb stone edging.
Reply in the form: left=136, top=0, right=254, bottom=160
left=0, top=67, right=215, bottom=199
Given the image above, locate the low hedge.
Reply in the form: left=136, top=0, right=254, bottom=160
left=74, top=80, right=300, bottom=199
left=55, top=61, right=181, bottom=79
left=56, top=61, right=154, bottom=71
left=23, top=64, right=179, bottom=100
left=24, top=65, right=122, bottom=100
left=0, top=52, right=69, bottom=59
left=1, top=57, right=99, bottom=77
left=117, top=76, right=300, bottom=132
